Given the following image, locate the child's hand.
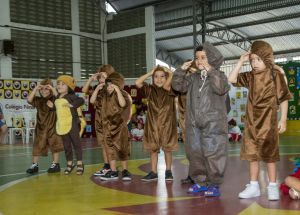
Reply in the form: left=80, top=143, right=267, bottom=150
left=47, top=100, right=54, bottom=108
left=111, top=84, right=119, bottom=91
left=240, top=52, right=250, bottom=63
left=62, top=103, right=73, bottom=108
left=278, top=120, right=287, bottom=134
left=90, top=73, right=99, bottom=81
left=96, top=83, right=105, bottom=90
left=149, top=68, right=155, bottom=75
left=181, top=60, right=193, bottom=70
left=34, top=84, right=42, bottom=91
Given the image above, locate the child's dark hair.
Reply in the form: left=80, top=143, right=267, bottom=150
left=195, top=45, right=204, bottom=53
left=228, top=119, right=237, bottom=126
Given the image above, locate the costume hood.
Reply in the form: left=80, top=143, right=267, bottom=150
left=203, top=42, right=224, bottom=69
left=251, top=40, right=274, bottom=69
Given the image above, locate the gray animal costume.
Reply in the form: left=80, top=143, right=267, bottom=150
left=172, top=42, right=230, bottom=185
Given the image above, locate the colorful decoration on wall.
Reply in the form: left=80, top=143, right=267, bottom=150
left=0, top=79, right=36, bottom=100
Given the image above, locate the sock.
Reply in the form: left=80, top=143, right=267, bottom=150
left=33, top=163, right=38, bottom=166
left=269, top=182, right=277, bottom=186
left=250, top=181, right=259, bottom=186
left=104, top=163, right=110, bottom=169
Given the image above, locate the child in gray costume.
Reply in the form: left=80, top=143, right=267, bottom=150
left=172, top=42, right=230, bottom=196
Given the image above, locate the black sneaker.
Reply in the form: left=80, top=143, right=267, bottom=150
left=26, top=163, right=39, bottom=174
left=47, top=163, right=61, bottom=173
left=165, top=170, right=173, bottom=181
left=181, top=175, right=195, bottom=184
left=100, top=171, right=119, bottom=181
left=141, top=171, right=158, bottom=181
left=93, top=168, right=111, bottom=176
left=122, top=169, right=132, bottom=181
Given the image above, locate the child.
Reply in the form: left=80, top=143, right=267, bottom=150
left=0, top=106, right=8, bottom=144
left=26, top=79, right=64, bottom=174
left=174, top=60, right=197, bottom=184
left=82, top=65, right=112, bottom=176
left=284, top=172, right=300, bottom=200
left=172, top=42, right=230, bottom=196
left=228, top=118, right=242, bottom=142
left=90, top=71, right=132, bottom=181
left=135, top=65, right=178, bottom=182
left=228, top=40, right=291, bottom=200
left=51, top=75, right=85, bottom=175
left=131, top=121, right=144, bottom=142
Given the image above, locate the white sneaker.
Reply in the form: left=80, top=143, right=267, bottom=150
left=267, top=185, right=280, bottom=200
left=239, top=184, right=261, bottom=199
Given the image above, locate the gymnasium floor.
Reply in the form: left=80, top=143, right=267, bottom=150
left=0, top=136, right=300, bottom=215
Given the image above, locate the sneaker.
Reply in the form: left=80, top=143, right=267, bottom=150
left=165, top=170, right=173, bottom=181
left=204, top=185, right=220, bottom=197
left=93, top=168, right=111, bottom=176
left=122, top=169, right=132, bottom=181
left=26, top=163, right=39, bottom=174
left=239, top=184, right=261, bottom=199
left=100, top=171, right=119, bottom=181
left=181, top=175, right=195, bottom=184
left=47, top=163, right=61, bottom=173
left=187, top=184, right=208, bottom=193
left=141, top=171, right=158, bottom=182
left=267, top=184, right=280, bottom=200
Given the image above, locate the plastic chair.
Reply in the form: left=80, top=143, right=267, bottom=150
left=5, top=115, right=25, bottom=144
left=23, top=112, right=36, bottom=144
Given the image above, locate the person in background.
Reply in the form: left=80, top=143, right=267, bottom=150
left=0, top=106, right=8, bottom=144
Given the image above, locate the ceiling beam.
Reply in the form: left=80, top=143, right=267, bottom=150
left=156, top=12, right=300, bottom=41
left=155, top=0, right=300, bottom=31
left=167, top=28, right=300, bottom=52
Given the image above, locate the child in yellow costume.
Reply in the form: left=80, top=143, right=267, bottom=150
left=49, top=75, right=85, bottom=175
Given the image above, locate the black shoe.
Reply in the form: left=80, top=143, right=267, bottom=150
left=100, top=171, right=119, bottom=181
left=122, top=169, right=132, bottom=181
left=181, top=175, right=195, bottom=184
left=47, top=163, right=61, bottom=173
left=26, top=163, right=39, bottom=174
left=141, top=171, right=158, bottom=181
left=165, top=170, right=173, bottom=181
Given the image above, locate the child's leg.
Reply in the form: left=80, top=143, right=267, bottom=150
left=121, top=160, right=128, bottom=170
left=61, top=134, right=73, bottom=165
left=52, top=152, right=59, bottom=163
left=285, top=176, right=300, bottom=192
left=151, top=152, right=158, bottom=173
left=250, top=161, right=259, bottom=181
left=164, top=151, right=172, bottom=170
left=32, top=156, right=39, bottom=164
left=266, top=162, right=280, bottom=200
left=110, top=160, right=117, bottom=171
left=266, top=162, right=276, bottom=183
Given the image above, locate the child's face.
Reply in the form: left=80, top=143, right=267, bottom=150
left=106, top=83, right=114, bottom=95
left=97, top=72, right=107, bottom=84
left=56, top=81, right=68, bottom=94
left=137, top=123, right=143, bottom=129
left=39, top=86, right=51, bottom=98
left=195, top=51, right=209, bottom=70
left=250, top=54, right=266, bottom=71
left=153, top=70, right=167, bottom=88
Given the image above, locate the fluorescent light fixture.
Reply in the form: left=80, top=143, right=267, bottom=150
left=293, top=56, right=300, bottom=61
left=57, top=72, right=63, bottom=74
left=105, top=1, right=116, bottom=13
left=156, top=59, right=169, bottom=67
left=274, top=58, right=287, bottom=63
